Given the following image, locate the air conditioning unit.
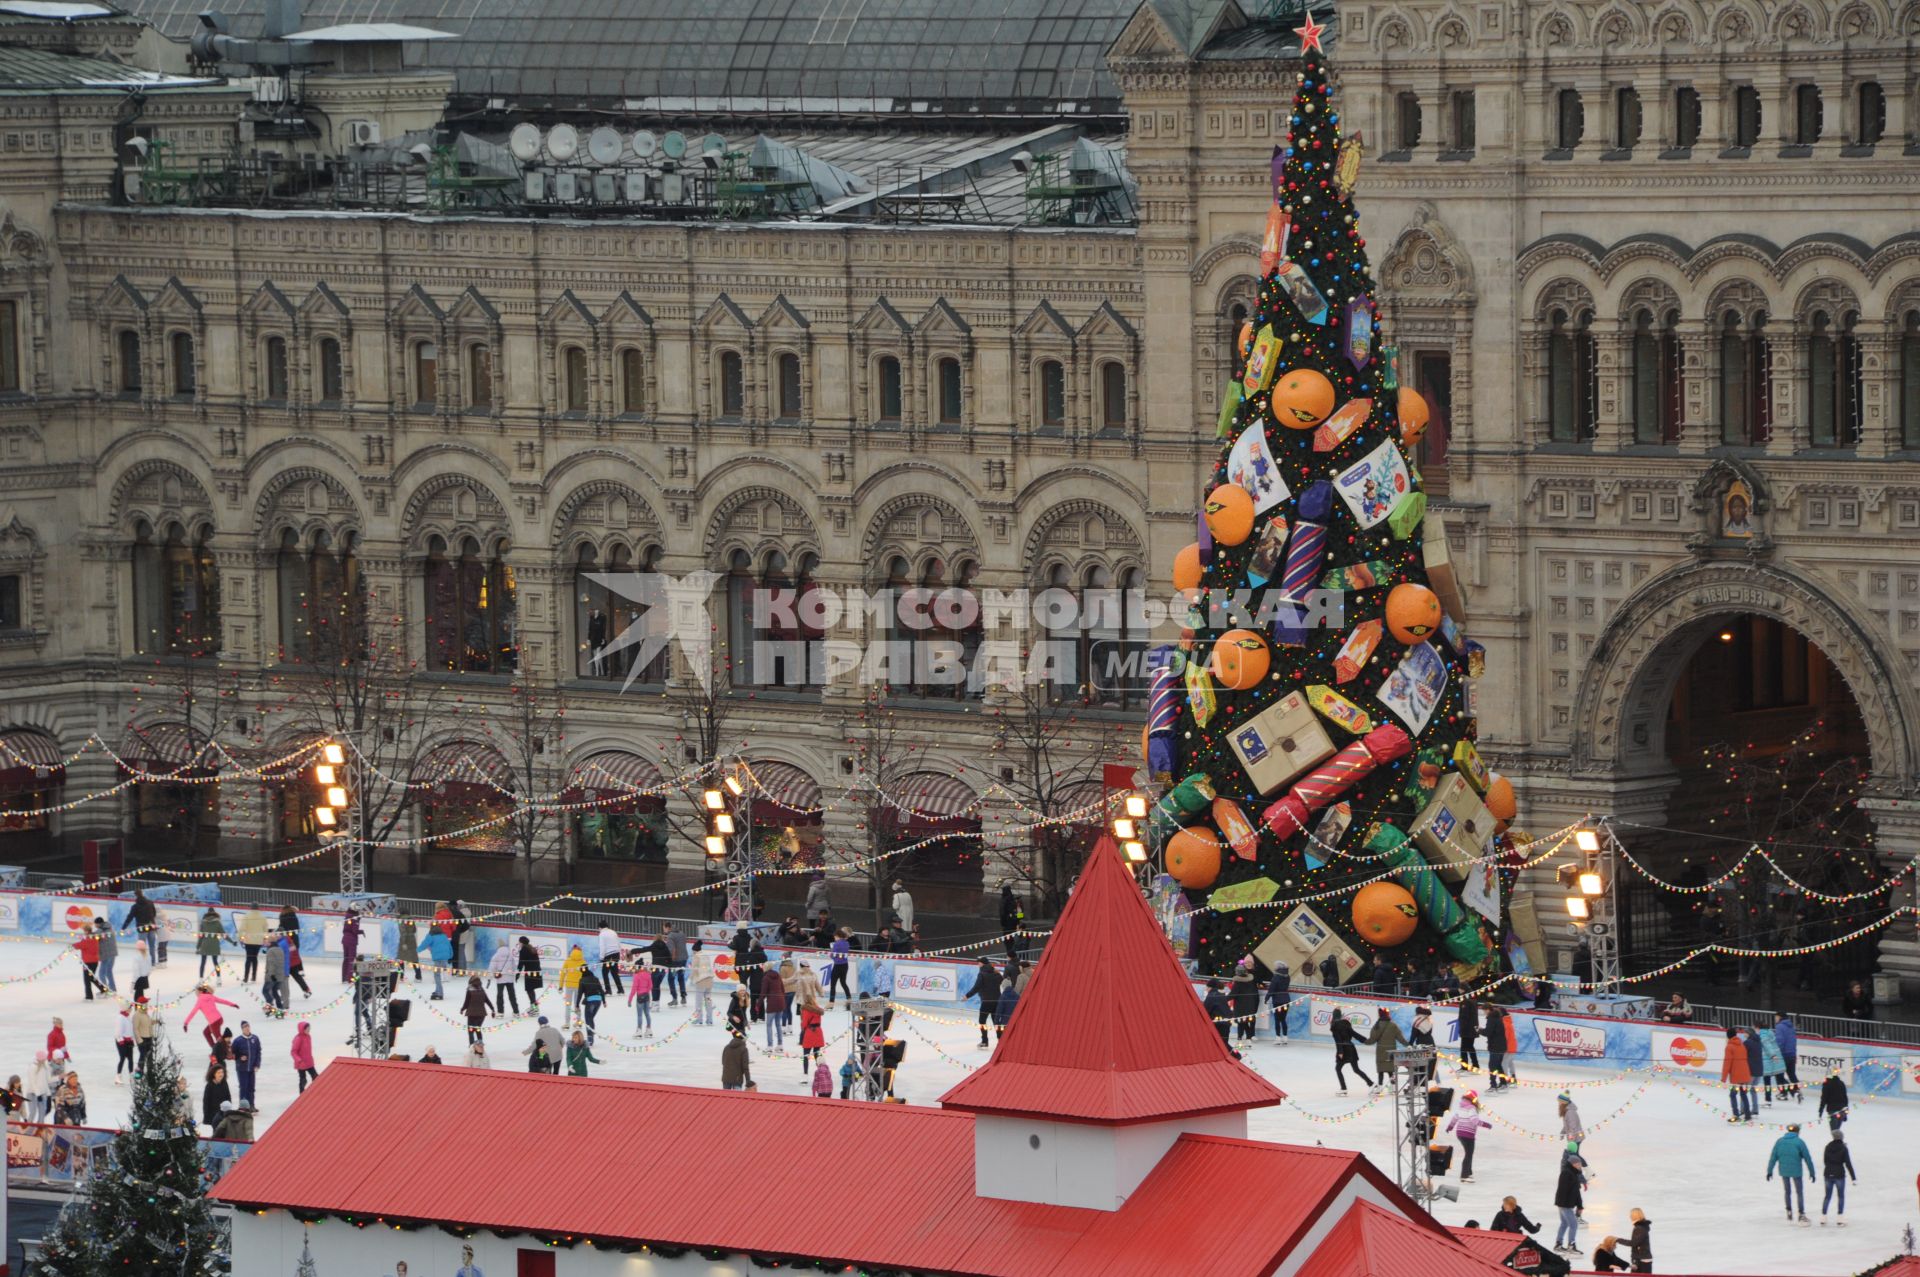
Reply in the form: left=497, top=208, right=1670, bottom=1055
left=347, top=119, right=381, bottom=147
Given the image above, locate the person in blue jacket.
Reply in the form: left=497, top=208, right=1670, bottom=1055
left=1774, top=1012, right=1801, bottom=1100
left=420, top=924, right=452, bottom=1000
left=1754, top=1019, right=1788, bottom=1105
left=1766, top=1123, right=1817, bottom=1225
left=1267, top=961, right=1293, bottom=1043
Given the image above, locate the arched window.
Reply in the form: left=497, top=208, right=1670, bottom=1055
left=876, top=355, right=902, bottom=423
left=276, top=529, right=360, bottom=663
left=1901, top=311, right=1920, bottom=450
left=117, top=329, right=141, bottom=395
left=423, top=536, right=517, bottom=673
left=776, top=351, right=803, bottom=420
left=0, top=299, right=17, bottom=394
left=1039, top=359, right=1066, bottom=430
left=911, top=557, right=980, bottom=699
left=563, top=345, right=588, bottom=413
left=467, top=343, right=493, bottom=410
left=725, top=550, right=825, bottom=690
left=1554, top=88, right=1584, bottom=150
left=1630, top=309, right=1681, bottom=444
left=1614, top=86, right=1643, bottom=150
left=1394, top=91, right=1422, bottom=152
left=1857, top=82, right=1886, bottom=146
left=1731, top=85, right=1762, bottom=148
left=169, top=331, right=195, bottom=397
left=719, top=350, right=744, bottom=417
left=576, top=542, right=665, bottom=683
left=412, top=340, right=437, bottom=408
left=1808, top=310, right=1861, bottom=448
left=1546, top=308, right=1596, bottom=442
left=1226, top=301, right=1251, bottom=379
left=1098, top=361, right=1127, bottom=432
left=264, top=336, right=288, bottom=402
left=1792, top=84, right=1823, bottom=145
left=619, top=347, right=645, bottom=414
left=317, top=337, right=343, bottom=404
left=1719, top=309, right=1772, bottom=445
left=132, top=521, right=218, bottom=656
left=937, top=357, right=963, bottom=425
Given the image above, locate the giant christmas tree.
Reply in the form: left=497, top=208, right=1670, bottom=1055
left=1149, top=17, right=1520, bottom=986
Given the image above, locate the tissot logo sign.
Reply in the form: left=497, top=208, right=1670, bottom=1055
left=1799, top=1044, right=1853, bottom=1084
left=1533, top=1017, right=1608, bottom=1061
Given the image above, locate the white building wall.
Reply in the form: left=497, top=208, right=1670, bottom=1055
left=973, top=1110, right=1247, bottom=1211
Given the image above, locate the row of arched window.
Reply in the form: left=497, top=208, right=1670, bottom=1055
left=1543, top=303, right=1920, bottom=449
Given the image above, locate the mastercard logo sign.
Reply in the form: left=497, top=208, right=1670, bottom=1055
left=64, top=905, right=94, bottom=932
left=1668, top=1036, right=1708, bottom=1068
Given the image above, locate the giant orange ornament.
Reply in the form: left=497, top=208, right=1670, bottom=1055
left=1271, top=368, right=1336, bottom=430
left=1384, top=582, right=1442, bottom=645
left=1485, top=774, right=1517, bottom=827
left=1166, top=826, right=1223, bottom=890
left=1351, top=881, right=1419, bottom=946
left=1172, top=543, right=1204, bottom=593
left=1210, top=628, right=1270, bottom=690
left=1398, top=388, right=1431, bottom=448
left=1204, top=484, right=1255, bottom=546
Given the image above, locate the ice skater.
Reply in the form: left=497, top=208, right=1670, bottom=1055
left=1820, top=1130, right=1855, bottom=1225
left=1445, top=1090, right=1489, bottom=1182
left=1766, top=1122, right=1816, bottom=1225
left=1817, top=1067, right=1849, bottom=1132
left=181, top=983, right=239, bottom=1051
left=1554, top=1146, right=1589, bottom=1253
left=1330, top=1008, right=1374, bottom=1094
left=1722, top=1026, right=1756, bottom=1122
left=195, top=906, right=227, bottom=982
left=1267, top=960, right=1292, bottom=1043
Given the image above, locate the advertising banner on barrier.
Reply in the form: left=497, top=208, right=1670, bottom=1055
left=0, top=892, right=17, bottom=931
left=1652, top=1027, right=1725, bottom=1075
left=1896, top=1052, right=1920, bottom=1095
left=157, top=905, right=205, bottom=947
left=1797, top=1041, right=1854, bottom=1086
left=893, top=961, right=962, bottom=1002
left=1306, top=1001, right=1382, bottom=1040
left=1531, top=1016, right=1610, bottom=1062
left=56, top=898, right=104, bottom=934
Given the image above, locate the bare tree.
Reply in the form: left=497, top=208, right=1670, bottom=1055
left=473, top=676, right=572, bottom=899
left=839, top=687, right=937, bottom=929
left=124, top=641, right=256, bottom=866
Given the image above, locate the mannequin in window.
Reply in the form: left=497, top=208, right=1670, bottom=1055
left=587, top=607, right=608, bottom=676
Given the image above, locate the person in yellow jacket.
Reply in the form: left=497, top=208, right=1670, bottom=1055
left=237, top=907, right=270, bottom=983
left=559, top=944, right=587, bottom=1029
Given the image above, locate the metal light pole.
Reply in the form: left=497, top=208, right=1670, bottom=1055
left=313, top=742, right=363, bottom=894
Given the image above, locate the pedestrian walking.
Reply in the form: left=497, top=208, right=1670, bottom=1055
left=261, top=936, right=288, bottom=1013
left=73, top=926, right=103, bottom=999
left=890, top=880, right=914, bottom=932
left=290, top=1021, right=318, bottom=1092
left=1457, top=997, right=1481, bottom=1072
left=1267, top=961, right=1293, bottom=1042
left=421, top=924, right=452, bottom=1000
left=726, top=986, right=750, bottom=1038
left=130, top=938, right=153, bottom=1001
left=238, top=906, right=268, bottom=982
left=559, top=944, right=587, bottom=1027
left=1753, top=1020, right=1784, bottom=1105
left=1445, top=1091, right=1490, bottom=1182
left=597, top=919, right=625, bottom=994
left=1202, top=980, right=1232, bottom=1046
left=763, top=960, right=788, bottom=1049
left=663, top=922, right=689, bottom=1004
left=806, top=872, right=831, bottom=923
left=1818, top=1068, right=1849, bottom=1132
left=577, top=964, right=605, bottom=1044
left=1486, top=1003, right=1512, bottom=1089
left=1366, top=1006, right=1406, bottom=1090
left=1331, top=1008, right=1374, bottom=1093
left=827, top=929, right=852, bottom=1004
left=461, top=975, right=490, bottom=1045
left=721, top=1032, right=753, bottom=1090
left=1766, top=1122, right=1816, bottom=1225
left=992, top=980, right=1020, bottom=1044
left=1773, top=1012, right=1801, bottom=1100
left=744, top=934, right=769, bottom=1021
left=1820, top=1131, right=1856, bottom=1225
left=283, top=931, right=312, bottom=999
left=113, top=1005, right=136, bottom=1083
left=489, top=940, right=520, bottom=1015
left=1558, top=1093, right=1585, bottom=1143
left=132, top=996, right=156, bottom=1072
left=799, top=997, right=826, bottom=1075
left=397, top=916, right=420, bottom=981
left=25, top=1052, right=52, bottom=1121
left=1231, top=962, right=1260, bottom=1043
left=93, top=918, right=118, bottom=991
left=232, top=1020, right=262, bottom=1107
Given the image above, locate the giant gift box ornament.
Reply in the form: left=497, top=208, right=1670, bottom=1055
left=1227, top=690, right=1336, bottom=796
left=1406, top=772, right=1495, bottom=886
left=1254, top=903, right=1365, bottom=988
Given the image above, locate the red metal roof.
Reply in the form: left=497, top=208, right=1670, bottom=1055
left=1296, top=1201, right=1518, bottom=1277
left=939, top=835, right=1285, bottom=1124
left=212, top=1061, right=1443, bottom=1277
left=1451, top=1226, right=1542, bottom=1267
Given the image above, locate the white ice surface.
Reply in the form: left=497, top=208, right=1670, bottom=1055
left=4, top=938, right=1912, bottom=1276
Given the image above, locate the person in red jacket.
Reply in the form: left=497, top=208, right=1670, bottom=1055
left=798, top=997, right=826, bottom=1078
left=290, top=1021, right=319, bottom=1093
left=1722, top=1026, right=1755, bottom=1122
left=47, top=1017, right=66, bottom=1057
left=74, top=930, right=103, bottom=999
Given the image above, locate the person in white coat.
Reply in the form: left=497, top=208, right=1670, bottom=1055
left=463, top=1040, right=492, bottom=1069
left=890, top=881, right=914, bottom=932
left=689, top=940, right=716, bottom=1025
left=130, top=938, right=154, bottom=1001
left=488, top=941, right=519, bottom=1015
left=596, top=921, right=625, bottom=994
left=25, top=1051, right=52, bottom=1120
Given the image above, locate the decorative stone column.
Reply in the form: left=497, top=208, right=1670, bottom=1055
left=1862, top=794, right=1920, bottom=1001
left=1767, top=325, right=1805, bottom=456
left=1856, top=320, right=1898, bottom=458
left=1591, top=319, right=1631, bottom=451
left=1676, top=318, right=1716, bottom=455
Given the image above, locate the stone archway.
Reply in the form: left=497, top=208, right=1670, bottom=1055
left=1571, top=560, right=1915, bottom=788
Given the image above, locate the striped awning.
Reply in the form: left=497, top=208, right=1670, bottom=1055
left=1054, top=778, right=1108, bottom=822
left=413, top=741, right=513, bottom=794
left=118, top=723, right=212, bottom=777
left=747, top=760, right=822, bottom=819
left=0, top=728, right=64, bottom=793
left=890, top=771, right=981, bottom=821
left=568, top=751, right=664, bottom=804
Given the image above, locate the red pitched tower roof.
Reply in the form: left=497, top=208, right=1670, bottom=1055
left=939, top=837, right=1285, bottom=1124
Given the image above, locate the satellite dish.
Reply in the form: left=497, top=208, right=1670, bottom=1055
left=587, top=126, right=623, bottom=166
left=508, top=122, right=542, bottom=163
left=545, top=123, right=579, bottom=161
left=699, top=132, right=726, bottom=156
left=631, top=129, right=657, bottom=160
left=661, top=130, right=686, bottom=160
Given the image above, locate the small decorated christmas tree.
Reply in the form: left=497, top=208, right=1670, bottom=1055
left=1148, top=16, right=1519, bottom=988
left=28, top=1045, right=225, bottom=1277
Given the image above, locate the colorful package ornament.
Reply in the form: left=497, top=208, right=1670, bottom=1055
left=1305, top=684, right=1373, bottom=735
left=1145, top=646, right=1181, bottom=779
left=1305, top=801, right=1351, bottom=870
left=1210, top=876, right=1280, bottom=911
left=1452, top=739, right=1490, bottom=792
left=1215, top=380, right=1244, bottom=440
left=1270, top=144, right=1288, bottom=202
left=1387, top=491, right=1428, bottom=541
left=1227, top=690, right=1336, bottom=796
left=1259, top=724, right=1413, bottom=840
left=1184, top=656, right=1218, bottom=727
left=1241, top=324, right=1285, bottom=396
left=1260, top=204, right=1292, bottom=275
left=1406, top=772, right=1496, bottom=886
left=1400, top=745, right=1446, bottom=806
left=1334, top=439, right=1412, bottom=530
left=1227, top=421, right=1292, bottom=514
left=1332, top=618, right=1383, bottom=684
left=1313, top=398, right=1372, bottom=452
left=1344, top=299, right=1374, bottom=371
left=1464, top=639, right=1487, bottom=679
left=1213, top=796, right=1261, bottom=860
left=1334, top=129, right=1364, bottom=196
left=1254, top=904, right=1364, bottom=988
left=1381, top=344, right=1400, bottom=392
left=1423, top=513, right=1469, bottom=626
left=1321, top=559, right=1392, bottom=591
left=1246, top=516, right=1290, bottom=589
left=1275, top=258, right=1330, bottom=326
left=1378, top=640, right=1448, bottom=734
left=1364, top=823, right=1489, bottom=964
left=1149, top=772, right=1216, bottom=842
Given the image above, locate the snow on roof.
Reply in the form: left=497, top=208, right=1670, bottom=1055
left=0, top=43, right=220, bottom=89
left=939, top=835, right=1286, bottom=1125
left=0, top=0, right=120, bottom=19
left=282, top=22, right=456, bottom=42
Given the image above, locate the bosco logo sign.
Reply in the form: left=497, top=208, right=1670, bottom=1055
left=1533, top=1017, right=1608, bottom=1061
left=893, top=962, right=960, bottom=1003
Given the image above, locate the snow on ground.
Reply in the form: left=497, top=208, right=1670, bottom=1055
left=4, top=936, right=1914, bottom=1276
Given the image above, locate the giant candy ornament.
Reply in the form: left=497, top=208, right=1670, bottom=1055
left=1365, top=823, right=1490, bottom=964
left=1397, top=388, right=1431, bottom=449
left=1275, top=481, right=1334, bottom=646
left=1260, top=724, right=1413, bottom=840
left=1145, top=646, right=1181, bottom=780
left=1172, top=543, right=1204, bottom=593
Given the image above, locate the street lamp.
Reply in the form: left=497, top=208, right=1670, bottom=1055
left=1563, top=823, right=1622, bottom=993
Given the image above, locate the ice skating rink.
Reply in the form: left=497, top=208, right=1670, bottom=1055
left=5, top=936, right=1913, bottom=1276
